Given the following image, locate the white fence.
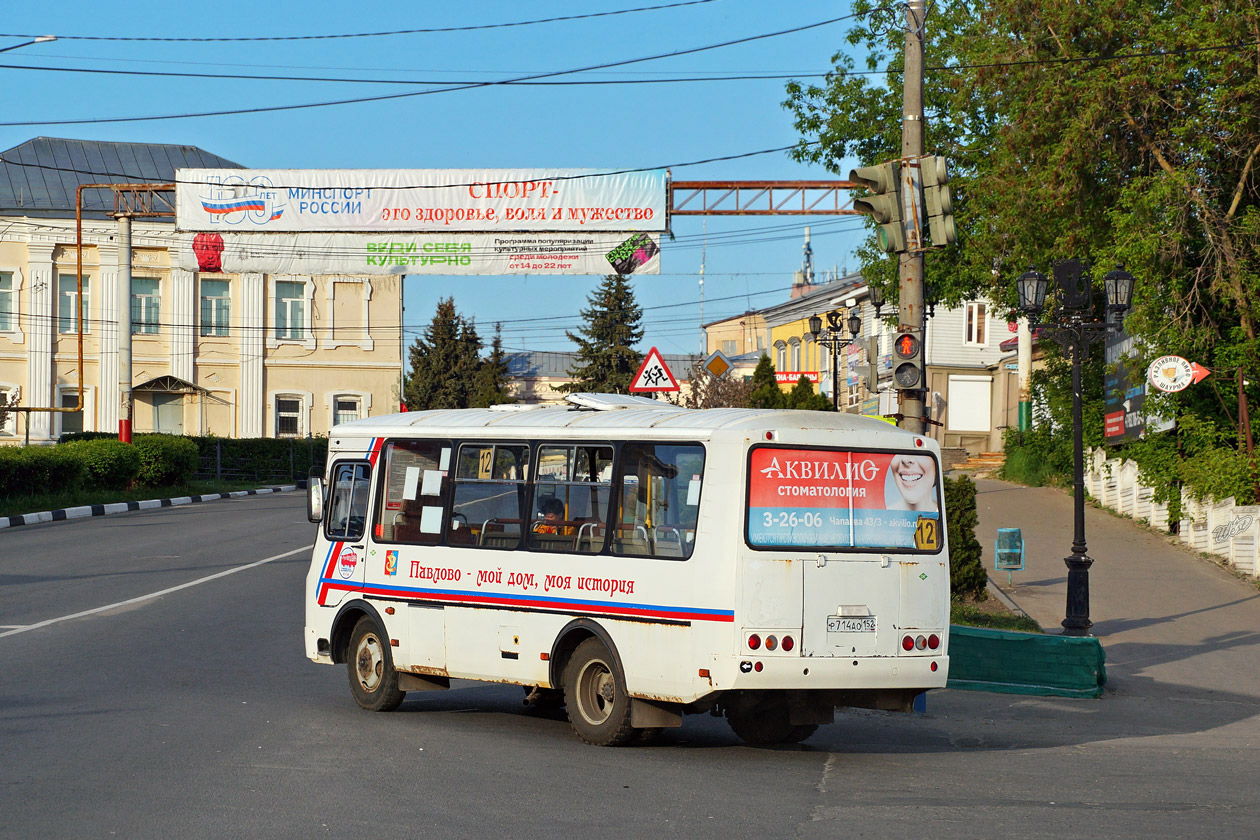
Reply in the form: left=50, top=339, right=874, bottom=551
left=1086, top=449, right=1258, bottom=576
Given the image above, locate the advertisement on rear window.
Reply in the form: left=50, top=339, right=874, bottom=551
left=746, top=447, right=942, bottom=552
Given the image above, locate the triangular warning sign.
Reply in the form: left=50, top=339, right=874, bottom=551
left=629, top=347, right=680, bottom=393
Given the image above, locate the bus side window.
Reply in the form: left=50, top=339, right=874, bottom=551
left=452, top=443, right=530, bottom=550
left=612, top=443, right=705, bottom=559
left=327, top=462, right=371, bottom=542
left=374, top=440, right=449, bottom=545
left=528, top=444, right=613, bottom=554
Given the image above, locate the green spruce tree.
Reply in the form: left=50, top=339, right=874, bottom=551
left=471, top=323, right=515, bottom=407
left=748, top=354, right=785, bottom=409
left=561, top=274, right=644, bottom=394
left=405, top=298, right=482, bottom=410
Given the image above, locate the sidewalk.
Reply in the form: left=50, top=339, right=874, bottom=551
left=974, top=478, right=1260, bottom=699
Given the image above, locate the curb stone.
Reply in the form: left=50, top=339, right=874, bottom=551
left=0, top=484, right=301, bottom=530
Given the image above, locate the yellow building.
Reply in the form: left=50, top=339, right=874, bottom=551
left=0, top=138, right=402, bottom=442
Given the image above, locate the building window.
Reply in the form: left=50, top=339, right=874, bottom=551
left=333, top=396, right=361, bottom=427
left=0, top=272, right=13, bottom=332
left=275, top=281, right=306, bottom=340
left=0, top=385, right=18, bottom=436
left=59, top=390, right=84, bottom=436
left=131, top=277, right=160, bottom=335
left=722, top=339, right=737, bottom=355
left=775, top=341, right=787, bottom=372
left=200, top=278, right=230, bottom=337
left=964, top=302, right=988, bottom=346
left=58, top=274, right=90, bottom=334
left=275, top=396, right=303, bottom=437
left=789, top=339, right=801, bottom=372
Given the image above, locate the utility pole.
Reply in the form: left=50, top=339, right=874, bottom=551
left=897, top=0, right=926, bottom=435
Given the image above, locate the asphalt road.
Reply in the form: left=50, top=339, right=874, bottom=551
left=2, top=491, right=1259, bottom=839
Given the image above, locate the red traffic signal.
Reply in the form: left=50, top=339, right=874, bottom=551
left=893, top=332, right=921, bottom=359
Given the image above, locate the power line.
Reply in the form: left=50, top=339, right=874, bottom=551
left=0, top=15, right=859, bottom=127
left=0, top=1, right=722, bottom=42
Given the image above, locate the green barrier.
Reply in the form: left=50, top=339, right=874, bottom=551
left=946, top=625, right=1107, bottom=698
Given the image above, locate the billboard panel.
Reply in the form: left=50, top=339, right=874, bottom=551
left=179, top=231, right=660, bottom=276
left=176, top=169, right=667, bottom=233
left=746, top=447, right=942, bottom=552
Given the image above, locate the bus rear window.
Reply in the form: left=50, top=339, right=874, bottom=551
left=746, top=447, right=942, bottom=552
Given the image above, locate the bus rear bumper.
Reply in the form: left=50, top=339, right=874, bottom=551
left=719, top=653, right=949, bottom=693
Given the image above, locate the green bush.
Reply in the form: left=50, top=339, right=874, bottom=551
left=59, top=439, right=141, bottom=489
left=945, top=474, right=987, bottom=599
left=133, top=435, right=199, bottom=487
left=0, top=446, right=85, bottom=499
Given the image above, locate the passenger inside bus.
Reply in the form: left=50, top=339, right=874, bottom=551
left=533, top=497, right=570, bottom=535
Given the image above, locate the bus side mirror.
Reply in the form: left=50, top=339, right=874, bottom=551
left=307, top=477, right=325, bottom=524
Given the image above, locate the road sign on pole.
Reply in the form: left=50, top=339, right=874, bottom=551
left=630, top=347, right=680, bottom=393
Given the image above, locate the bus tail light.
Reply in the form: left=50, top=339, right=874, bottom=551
left=781, top=635, right=794, bottom=652
left=765, top=635, right=778, bottom=651
left=928, top=633, right=940, bottom=650
left=747, top=633, right=761, bottom=650
left=902, top=635, right=914, bottom=651
left=915, top=635, right=927, bottom=650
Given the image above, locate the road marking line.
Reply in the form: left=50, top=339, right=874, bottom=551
left=0, top=625, right=27, bottom=629
left=0, top=544, right=313, bottom=639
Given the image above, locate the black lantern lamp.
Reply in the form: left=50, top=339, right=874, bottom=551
left=1016, top=267, right=1049, bottom=318
left=870, top=284, right=886, bottom=319
left=808, top=313, right=823, bottom=338
left=1103, top=265, right=1135, bottom=316
left=1012, top=259, right=1136, bottom=636
left=847, top=309, right=862, bottom=338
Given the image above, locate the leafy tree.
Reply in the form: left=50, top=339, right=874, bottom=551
left=471, top=323, right=515, bottom=408
left=785, top=375, right=835, bottom=412
left=785, top=0, right=1260, bottom=502
left=678, top=361, right=754, bottom=409
left=404, top=298, right=482, bottom=410
left=561, top=274, right=644, bottom=393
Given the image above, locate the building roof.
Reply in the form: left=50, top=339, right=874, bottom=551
left=506, top=350, right=700, bottom=379
left=0, top=136, right=244, bottom=219
left=759, top=273, right=867, bottom=327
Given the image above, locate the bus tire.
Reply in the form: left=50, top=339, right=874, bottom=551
left=347, top=616, right=405, bottom=712
left=727, top=702, right=817, bottom=746
left=563, top=638, right=635, bottom=746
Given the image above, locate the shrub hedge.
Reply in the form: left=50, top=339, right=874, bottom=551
left=0, top=446, right=85, bottom=499
left=133, top=435, right=199, bottom=488
left=59, top=438, right=141, bottom=489
left=944, top=474, right=988, bottom=599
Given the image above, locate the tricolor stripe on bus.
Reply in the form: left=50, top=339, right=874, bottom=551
left=318, top=577, right=734, bottom=624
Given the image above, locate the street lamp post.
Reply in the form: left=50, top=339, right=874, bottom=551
left=1016, top=259, right=1135, bottom=636
left=809, top=309, right=862, bottom=410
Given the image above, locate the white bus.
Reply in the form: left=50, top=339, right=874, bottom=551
left=304, top=393, right=949, bottom=746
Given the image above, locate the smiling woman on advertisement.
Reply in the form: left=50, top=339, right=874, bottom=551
left=884, top=454, right=938, bottom=512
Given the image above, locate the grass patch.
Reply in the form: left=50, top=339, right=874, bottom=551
left=951, top=598, right=1043, bottom=633
left=0, top=479, right=293, bottom=519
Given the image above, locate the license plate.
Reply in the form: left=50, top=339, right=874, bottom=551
left=827, top=616, right=876, bottom=633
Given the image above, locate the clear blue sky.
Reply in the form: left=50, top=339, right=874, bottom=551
left=0, top=0, right=872, bottom=357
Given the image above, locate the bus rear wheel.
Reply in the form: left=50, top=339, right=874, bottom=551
left=727, top=701, right=817, bottom=746
left=563, top=638, right=636, bottom=746
left=347, top=616, right=405, bottom=712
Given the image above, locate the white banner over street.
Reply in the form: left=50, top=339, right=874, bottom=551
left=175, top=168, right=668, bottom=233
left=179, top=231, right=661, bottom=276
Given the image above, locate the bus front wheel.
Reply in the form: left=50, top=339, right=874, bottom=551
left=347, top=616, right=405, bottom=712
left=563, top=638, right=636, bottom=746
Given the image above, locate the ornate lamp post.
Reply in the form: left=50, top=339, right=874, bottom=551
left=809, top=309, right=863, bottom=410
left=1015, top=260, right=1135, bottom=635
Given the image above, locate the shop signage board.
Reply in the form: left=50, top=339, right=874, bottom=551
left=176, top=168, right=668, bottom=233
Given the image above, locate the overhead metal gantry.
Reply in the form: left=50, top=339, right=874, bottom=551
left=669, top=180, right=861, bottom=216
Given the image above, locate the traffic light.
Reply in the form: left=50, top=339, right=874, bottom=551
left=891, top=330, right=923, bottom=390
left=859, top=336, right=880, bottom=392
left=920, top=156, right=956, bottom=247
left=850, top=162, right=907, bottom=254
